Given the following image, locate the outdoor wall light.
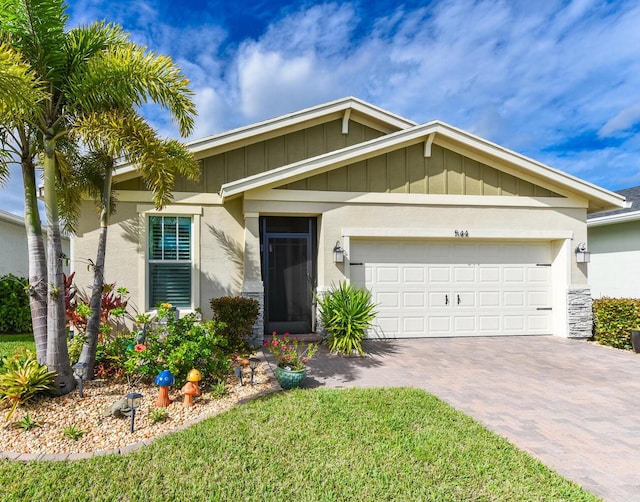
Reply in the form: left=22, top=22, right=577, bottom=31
left=575, top=242, right=590, bottom=263
left=333, top=241, right=344, bottom=263
left=72, top=362, right=88, bottom=398
left=249, top=357, right=260, bottom=385
left=125, top=392, right=143, bottom=433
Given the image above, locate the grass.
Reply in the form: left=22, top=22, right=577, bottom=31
left=0, top=388, right=597, bottom=501
left=0, top=334, right=35, bottom=359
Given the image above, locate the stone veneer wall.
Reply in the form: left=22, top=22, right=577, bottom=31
left=314, top=288, right=328, bottom=336
left=241, top=290, right=264, bottom=347
left=567, top=288, right=593, bottom=339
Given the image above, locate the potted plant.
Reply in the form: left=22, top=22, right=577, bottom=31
left=263, top=332, right=318, bottom=389
left=631, top=329, right=640, bottom=353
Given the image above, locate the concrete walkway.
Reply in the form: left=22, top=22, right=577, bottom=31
left=300, top=336, right=640, bottom=502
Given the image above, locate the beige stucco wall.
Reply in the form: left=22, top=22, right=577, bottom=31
left=73, top=188, right=588, bottom=338
left=242, top=197, right=588, bottom=289
left=72, top=198, right=246, bottom=318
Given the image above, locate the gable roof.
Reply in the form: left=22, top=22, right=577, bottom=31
left=220, top=119, right=627, bottom=213
left=588, top=185, right=639, bottom=226
left=113, top=97, right=416, bottom=180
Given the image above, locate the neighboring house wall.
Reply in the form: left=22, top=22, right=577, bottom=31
left=588, top=220, right=640, bottom=298
left=0, top=212, right=29, bottom=276
left=0, top=210, right=71, bottom=278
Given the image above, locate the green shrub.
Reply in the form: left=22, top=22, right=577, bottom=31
left=124, top=305, right=230, bottom=385
left=63, top=424, right=85, bottom=441
left=0, top=275, right=32, bottom=334
left=316, top=282, right=377, bottom=355
left=0, top=347, right=57, bottom=420
left=210, top=296, right=259, bottom=352
left=592, top=297, right=640, bottom=350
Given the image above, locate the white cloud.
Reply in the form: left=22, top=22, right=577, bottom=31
left=599, top=104, right=640, bottom=138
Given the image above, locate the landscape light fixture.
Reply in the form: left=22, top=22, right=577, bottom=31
left=125, top=392, right=143, bottom=433
left=72, top=362, right=88, bottom=398
left=249, top=357, right=260, bottom=385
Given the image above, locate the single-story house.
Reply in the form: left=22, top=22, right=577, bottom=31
left=0, top=208, right=70, bottom=278
left=588, top=185, right=640, bottom=298
left=72, top=97, right=625, bottom=342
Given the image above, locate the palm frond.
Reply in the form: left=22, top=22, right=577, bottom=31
left=68, top=43, right=196, bottom=136
left=0, top=43, right=47, bottom=122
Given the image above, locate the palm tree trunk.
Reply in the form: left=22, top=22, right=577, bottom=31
left=79, top=163, right=112, bottom=378
left=43, top=139, right=75, bottom=394
left=21, top=157, right=48, bottom=363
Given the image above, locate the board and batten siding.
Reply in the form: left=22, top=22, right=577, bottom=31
left=113, top=119, right=385, bottom=194
left=278, top=144, right=563, bottom=197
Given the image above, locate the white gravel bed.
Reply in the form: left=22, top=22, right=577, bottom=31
left=1, top=363, right=275, bottom=455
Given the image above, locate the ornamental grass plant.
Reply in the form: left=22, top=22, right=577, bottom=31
left=316, top=281, right=377, bottom=355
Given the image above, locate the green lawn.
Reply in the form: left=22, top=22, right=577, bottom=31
left=0, top=333, right=35, bottom=359
left=0, top=388, right=597, bottom=501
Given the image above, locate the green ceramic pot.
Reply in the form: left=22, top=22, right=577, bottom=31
left=274, top=366, right=307, bottom=390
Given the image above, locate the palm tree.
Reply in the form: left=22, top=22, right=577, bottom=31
left=0, top=42, right=49, bottom=362
left=67, top=111, right=199, bottom=378
left=0, top=0, right=196, bottom=393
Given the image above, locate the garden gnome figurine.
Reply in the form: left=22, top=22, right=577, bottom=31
left=154, top=370, right=175, bottom=408
left=181, top=369, right=202, bottom=407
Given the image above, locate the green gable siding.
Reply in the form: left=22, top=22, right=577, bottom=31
left=113, top=119, right=385, bottom=193
left=278, top=144, right=563, bottom=197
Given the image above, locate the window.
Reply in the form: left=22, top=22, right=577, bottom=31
left=148, top=215, right=192, bottom=308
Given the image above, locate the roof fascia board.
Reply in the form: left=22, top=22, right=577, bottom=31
left=587, top=210, right=640, bottom=227
left=0, top=210, right=24, bottom=226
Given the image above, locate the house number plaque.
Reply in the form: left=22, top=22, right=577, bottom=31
left=454, top=230, right=469, bottom=237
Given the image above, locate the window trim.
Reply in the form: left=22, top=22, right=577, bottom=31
left=138, top=205, right=202, bottom=312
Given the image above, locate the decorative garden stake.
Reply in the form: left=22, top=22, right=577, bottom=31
left=234, top=367, right=244, bottom=386
left=249, top=357, right=260, bottom=385
left=181, top=369, right=202, bottom=407
left=125, top=392, right=143, bottom=433
left=72, top=362, right=88, bottom=398
left=154, top=370, right=175, bottom=407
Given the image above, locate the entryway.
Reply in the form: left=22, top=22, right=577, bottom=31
left=260, top=216, right=317, bottom=335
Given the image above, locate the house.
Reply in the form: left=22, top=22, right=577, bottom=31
left=587, top=185, right=640, bottom=299
left=0, top=209, right=70, bottom=277
left=71, top=97, right=625, bottom=342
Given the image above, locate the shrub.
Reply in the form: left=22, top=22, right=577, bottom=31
left=316, top=282, right=377, bottom=355
left=210, top=296, right=259, bottom=352
left=592, top=297, right=640, bottom=350
left=0, top=274, right=32, bottom=334
left=124, top=304, right=230, bottom=386
left=0, top=348, right=57, bottom=420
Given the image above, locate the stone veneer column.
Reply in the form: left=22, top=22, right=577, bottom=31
left=567, top=288, right=593, bottom=339
left=242, top=213, right=264, bottom=346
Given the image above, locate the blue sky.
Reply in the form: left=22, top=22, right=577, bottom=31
left=2, top=0, right=640, bottom=215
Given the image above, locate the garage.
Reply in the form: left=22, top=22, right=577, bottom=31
left=350, top=239, right=553, bottom=338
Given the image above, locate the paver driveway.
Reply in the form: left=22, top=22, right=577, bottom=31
left=301, top=336, right=640, bottom=502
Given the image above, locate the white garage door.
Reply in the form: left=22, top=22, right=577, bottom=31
left=350, top=240, right=553, bottom=338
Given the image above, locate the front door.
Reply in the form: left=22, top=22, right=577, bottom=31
left=261, top=217, right=316, bottom=334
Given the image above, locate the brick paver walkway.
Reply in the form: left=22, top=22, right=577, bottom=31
left=300, top=336, right=640, bottom=502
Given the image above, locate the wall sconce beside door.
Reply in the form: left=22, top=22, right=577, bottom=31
left=575, top=242, right=590, bottom=263
left=333, top=241, right=344, bottom=263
